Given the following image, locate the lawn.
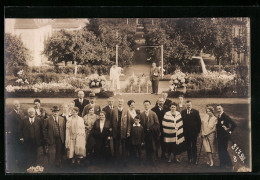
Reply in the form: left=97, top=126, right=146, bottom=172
left=5, top=95, right=250, bottom=173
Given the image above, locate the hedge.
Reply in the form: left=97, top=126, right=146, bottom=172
left=5, top=90, right=114, bottom=98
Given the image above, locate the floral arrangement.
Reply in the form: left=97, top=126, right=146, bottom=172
left=169, top=69, right=189, bottom=91
left=26, top=166, right=44, bottom=173
left=88, top=74, right=107, bottom=88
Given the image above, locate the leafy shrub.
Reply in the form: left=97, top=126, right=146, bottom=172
left=97, top=90, right=114, bottom=98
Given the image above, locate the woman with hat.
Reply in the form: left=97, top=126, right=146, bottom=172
left=65, top=107, right=86, bottom=164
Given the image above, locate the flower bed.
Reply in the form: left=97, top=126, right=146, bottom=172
left=123, top=74, right=152, bottom=93
left=166, top=68, right=248, bottom=97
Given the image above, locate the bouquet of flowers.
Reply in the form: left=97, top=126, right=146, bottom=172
left=169, top=69, right=189, bottom=91
left=88, top=74, right=107, bottom=88
left=26, top=166, right=44, bottom=173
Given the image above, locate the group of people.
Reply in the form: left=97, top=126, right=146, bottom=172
left=6, top=91, right=237, bottom=172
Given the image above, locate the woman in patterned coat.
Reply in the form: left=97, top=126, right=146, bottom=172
left=162, top=102, right=185, bottom=163
left=65, top=107, right=86, bottom=164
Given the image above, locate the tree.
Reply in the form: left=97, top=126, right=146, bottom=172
left=43, top=29, right=110, bottom=67
left=5, top=33, right=31, bottom=74
left=86, top=18, right=136, bottom=67
left=212, top=19, right=233, bottom=66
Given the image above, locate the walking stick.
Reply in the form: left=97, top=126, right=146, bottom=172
left=196, top=137, right=204, bottom=165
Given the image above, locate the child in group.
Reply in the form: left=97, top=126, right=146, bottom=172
left=131, top=115, right=145, bottom=164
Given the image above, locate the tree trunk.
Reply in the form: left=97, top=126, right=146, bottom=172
left=74, top=61, right=77, bottom=76
left=218, top=57, right=221, bottom=73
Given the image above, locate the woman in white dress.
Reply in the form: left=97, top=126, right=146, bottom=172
left=65, top=107, right=86, bottom=164
left=201, top=106, right=217, bottom=167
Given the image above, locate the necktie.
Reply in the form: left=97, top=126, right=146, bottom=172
left=30, top=118, right=32, bottom=124
left=187, top=110, right=190, bottom=114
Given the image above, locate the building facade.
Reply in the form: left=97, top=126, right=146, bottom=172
left=5, top=18, right=89, bottom=66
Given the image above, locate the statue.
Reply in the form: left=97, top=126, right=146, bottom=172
left=109, top=65, right=122, bottom=94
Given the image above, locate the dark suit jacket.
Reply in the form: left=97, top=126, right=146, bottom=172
left=91, top=119, right=112, bottom=156
left=102, top=105, right=116, bottom=121
left=111, top=108, right=131, bottom=139
left=82, top=104, right=101, bottom=117
left=18, top=117, right=43, bottom=146
left=74, top=98, right=89, bottom=116
left=7, top=109, right=23, bottom=143
left=140, top=110, right=160, bottom=139
left=155, top=99, right=171, bottom=111
left=150, top=67, right=160, bottom=81
left=181, top=109, right=201, bottom=138
left=43, top=116, right=66, bottom=145
left=151, top=105, right=167, bottom=130
left=216, top=112, right=237, bottom=141
left=34, top=107, right=48, bottom=120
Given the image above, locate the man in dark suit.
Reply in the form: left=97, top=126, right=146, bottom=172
left=216, top=104, right=237, bottom=169
left=151, top=97, right=167, bottom=159
left=34, top=99, right=48, bottom=120
left=74, top=90, right=89, bottom=117
left=111, top=98, right=130, bottom=165
left=162, top=93, right=172, bottom=111
left=102, top=97, right=115, bottom=122
left=6, top=100, right=24, bottom=171
left=82, top=92, right=101, bottom=117
left=19, top=108, right=44, bottom=168
left=150, top=62, right=161, bottom=95
left=140, top=100, right=160, bottom=165
left=181, top=100, right=201, bottom=164
left=43, top=106, right=66, bottom=168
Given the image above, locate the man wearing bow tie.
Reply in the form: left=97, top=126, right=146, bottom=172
left=82, top=92, right=101, bottom=117
left=181, top=100, right=201, bottom=164
left=140, top=100, right=160, bottom=165
left=111, top=98, right=130, bottom=165
left=19, top=108, right=44, bottom=169
left=74, top=91, right=89, bottom=117
left=216, top=104, right=237, bottom=169
left=43, top=106, right=65, bottom=169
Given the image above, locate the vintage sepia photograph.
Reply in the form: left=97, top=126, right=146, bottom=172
left=4, top=17, right=251, bottom=173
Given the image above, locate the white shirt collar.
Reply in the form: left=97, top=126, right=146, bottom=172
left=133, top=123, right=141, bottom=127
left=219, top=111, right=224, bottom=117
left=29, top=117, right=35, bottom=122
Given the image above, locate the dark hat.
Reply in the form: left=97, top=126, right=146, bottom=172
left=34, top=98, right=41, bottom=103
left=52, top=106, right=60, bottom=112
left=89, top=92, right=95, bottom=98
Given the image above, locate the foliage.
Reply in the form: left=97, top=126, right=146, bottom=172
left=43, top=29, right=110, bottom=66
left=86, top=18, right=136, bottom=67
left=5, top=33, right=31, bottom=74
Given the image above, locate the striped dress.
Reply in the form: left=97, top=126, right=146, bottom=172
left=162, top=111, right=185, bottom=154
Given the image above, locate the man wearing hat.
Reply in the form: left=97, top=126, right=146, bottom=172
left=82, top=92, right=101, bottom=117
left=43, top=106, right=66, bottom=169
left=74, top=91, right=89, bottom=117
